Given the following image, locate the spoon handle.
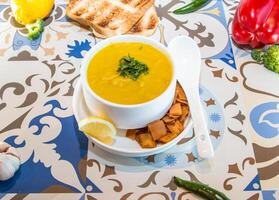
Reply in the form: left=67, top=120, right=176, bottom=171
left=167, top=35, right=214, bottom=159
left=186, top=88, right=214, bottom=159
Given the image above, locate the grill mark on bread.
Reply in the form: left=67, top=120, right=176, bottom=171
left=148, top=14, right=157, bottom=29
left=121, top=0, right=133, bottom=4
left=98, top=19, right=110, bottom=27
left=129, top=21, right=142, bottom=32
left=97, top=7, right=122, bottom=28
left=85, top=14, right=95, bottom=22
left=134, top=0, right=151, bottom=7
left=74, top=7, right=87, bottom=16
left=128, top=6, right=158, bottom=35
left=66, top=0, right=156, bottom=37
left=108, top=0, right=137, bottom=12
left=92, top=1, right=111, bottom=19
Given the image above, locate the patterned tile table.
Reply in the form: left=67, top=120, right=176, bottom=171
left=0, top=0, right=278, bottom=199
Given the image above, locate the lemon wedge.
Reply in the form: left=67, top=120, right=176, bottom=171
left=78, top=117, right=117, bottom=145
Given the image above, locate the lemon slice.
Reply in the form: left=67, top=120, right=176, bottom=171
left=78, top=117, right=117, bottom=145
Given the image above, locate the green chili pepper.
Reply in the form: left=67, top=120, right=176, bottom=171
left=174, top=176, right=231, bottom=200
left=173, top=0, right=211, bottom=15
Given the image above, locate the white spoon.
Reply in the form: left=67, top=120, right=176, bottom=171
left=168, top=35, right=214, bottom=159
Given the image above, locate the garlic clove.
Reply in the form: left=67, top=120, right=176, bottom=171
left=0, top=159, right=16, bottom=181
left=0, top=142, right=10, bottom=152
left=6, top=146, right=20, bottom=159
left=0, top=142, right=21, bottom=181
left=4, top=154, right=20, bottom=170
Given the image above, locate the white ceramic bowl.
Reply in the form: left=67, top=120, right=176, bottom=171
left=81, top=35, right=176, bottom=129
left=73, top=80, right=193, bottom=157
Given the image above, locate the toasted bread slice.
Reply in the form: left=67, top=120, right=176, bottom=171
left=66, top=0, right=154, bottom=38
left=92, top=6, right=159, bottom=38
left=128, top=6, right=159, bottom=36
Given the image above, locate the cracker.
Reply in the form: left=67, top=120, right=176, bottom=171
left=137, top=133, right=157, bottom=148
left=125, top=82, right=189, bottom=147
left=126, top=129, right=137, bottom=140
left=162, top=115, right=175, bottom=124
left=179, top=105, right=189, bottom=123
left=167, top=120, right=184, bottom=135
left=169, top=103, right=182, bottom=116
left=148, top=120, right=167, bottom=141
left=158, top=132, right=178, bottom=143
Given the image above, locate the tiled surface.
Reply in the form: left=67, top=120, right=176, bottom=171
left=0, top=0, right=278, bottom=199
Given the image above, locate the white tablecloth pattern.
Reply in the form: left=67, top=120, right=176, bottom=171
left=0, top=0, right=278, bottom=199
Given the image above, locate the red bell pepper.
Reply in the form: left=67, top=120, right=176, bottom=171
left=232, top=0, right=279, bottom=48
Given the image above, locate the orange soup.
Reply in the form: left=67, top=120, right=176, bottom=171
left=87, top=42, right=173, bottom=105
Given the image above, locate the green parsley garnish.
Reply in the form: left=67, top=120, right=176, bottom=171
left=117, top=55, right=149, bottom=81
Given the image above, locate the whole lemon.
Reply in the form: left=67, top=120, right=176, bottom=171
left=11, top=0, right=54, bottom=25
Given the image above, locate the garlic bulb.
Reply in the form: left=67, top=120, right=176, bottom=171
left=0, top=142, right=21, bottom=181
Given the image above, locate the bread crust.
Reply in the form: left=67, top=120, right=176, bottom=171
left=66, top=0, right=156, bottom=37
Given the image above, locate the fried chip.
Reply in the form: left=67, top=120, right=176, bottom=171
left=176, top=82, right=187, bottom=101
left=169, top=103, right=182, bottom=116
left=173, top=92, right=178, bottom=105
left=126, top=129, right=137, bottom=140
left=135, top=130, right=146, bottom=142
left=179, top=105, right=189, bottom=123
left=125, top=82, right=189, bottom=148
left=167, top=120, right=184, bottom=135
left=176, top=98, right=188, bottom=105
left=167, top=113, right=180, bottom=119
left=162, top=115, right=175, bottom=124
left=148, top=120, right=167, bottom=141
left=138, top=127, right=148, bottom=133
left=158, top=132, right=178, bottom=143
left=137, top=133, right=157, bottom=148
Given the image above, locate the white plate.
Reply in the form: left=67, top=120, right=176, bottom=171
left=73, top=80, right=193, bottom=157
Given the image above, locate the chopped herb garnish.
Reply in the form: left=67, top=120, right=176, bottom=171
left=117, top=55, right=149, bottom=81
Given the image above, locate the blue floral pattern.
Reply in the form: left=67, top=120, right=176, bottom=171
left=250, top=102, right=279, bottom=139
left=66, top=40, right=92, bottom=59
left=164, top=155, right=177, bottom=167
left=210, top=113, right=221, bottom=123
left=0, top=100, right=101, bottom=193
